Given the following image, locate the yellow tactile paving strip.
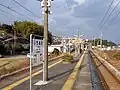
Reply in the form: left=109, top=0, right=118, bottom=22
left=2, top=60, right=63, bottom=90
left=62, top=52, right=85, bottom=90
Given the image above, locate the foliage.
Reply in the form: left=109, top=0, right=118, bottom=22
left=107, top=41, right=117, bottom=46
left=52, top=48, right=60, bottom=55
left=4, top=44, right=12, bottom=55
left=4, top=44, right=24, bottom=55
left=0, top=21, right=53, bottom=44
left=91, top=38, right=117, bottom=46
left=14, top=21, right=43, bottom=38
left=12, top=44, right=24, bottom=54
left=0, top=24, right=13, bottom=33
left=0, top=21, right=54, bottom=55
left=14, top=21, right=52, bottom=44
left=0, top=43, right=6, bottom=55
left=62, top=54, right=73, bottom=63
left=112, top=52, right=120, bottom=60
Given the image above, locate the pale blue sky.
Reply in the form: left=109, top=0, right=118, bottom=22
left=0, top=0, right=120, bottom=43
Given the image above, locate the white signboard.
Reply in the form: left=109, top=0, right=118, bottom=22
left=30, top=34, right=44, bottom=90
left=32, top=39, right=44, bottom=65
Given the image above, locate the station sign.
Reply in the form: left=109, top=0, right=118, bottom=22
left=30, top=35, right=44, bottom=65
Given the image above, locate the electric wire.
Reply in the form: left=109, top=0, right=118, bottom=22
left=100, top=0, right=120, bottom=30
left=12, top=0, right=40, bottom=19
left=0, top=3, right=35, bottom=21
left=99, top=0, right=115, bottom=28
left=109, top=10, right=120, bottom=24
left=0, top=8, right=14, bottom=17
left=0, top=12, right=13, bottom=19
left=103, top=10, right=120, bottom=30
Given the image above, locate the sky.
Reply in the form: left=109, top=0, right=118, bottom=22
left=0, top=0, right=120, bottom=44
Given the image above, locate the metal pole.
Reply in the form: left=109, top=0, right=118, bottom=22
left=100, top=32, right=103, bottom=49
left=30, top=34, right=32, bottom=90
left=100, top=31, right=103, bottom=56
left=75, top=36, right=77, bottom=57
left=43, top=0, right=48, bottom=81
left=69, top=38, right=70, bottom=54
left=94, top=37, right=96, bottom=47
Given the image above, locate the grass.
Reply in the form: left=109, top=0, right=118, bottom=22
left=0, top=58, right=29, bottom=76
left=62, top=54, right=74, bottom=64
left=0, top=59, right=20, bottom=67
left=112, top=52, right=120, bottom=60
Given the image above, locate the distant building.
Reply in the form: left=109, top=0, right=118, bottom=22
left=118, top=44, right=120, bottom=48
left=52, top=36, right=62, bottom=45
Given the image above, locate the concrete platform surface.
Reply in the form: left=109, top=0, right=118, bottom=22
left=73, top=53, right=92, bottom=90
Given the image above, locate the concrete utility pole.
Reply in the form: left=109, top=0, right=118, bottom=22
left=13, top=27, right=16, bottom=55
left=39, top=0, right=52, bottom=81
left=43, top=0, right=48, bottom=81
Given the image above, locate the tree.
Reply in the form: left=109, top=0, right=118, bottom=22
left=107, top=41, right=117, bottom=46
left=52, top=48, right=59, bottom=55
left=0, top=43, right=6, bottom=55
left=14, top=21, right=52, bottom=44
left=91, top=38, right=117, bottom=47
left=0, top=24, right=13, bottom=33
left=12, top=44, right=24, bottom=54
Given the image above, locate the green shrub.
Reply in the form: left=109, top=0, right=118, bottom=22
left=12, top=44, right=24, bottom=54
left=62, top=54, right=73, bottom=63
left=52, top=48, right=59, bottom=55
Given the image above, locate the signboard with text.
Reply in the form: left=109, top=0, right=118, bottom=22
left=30, top=35, right=44, bottom=65
left=30, top=34, right=44, bottom=89
left=33, top=39, right=44, bottom=64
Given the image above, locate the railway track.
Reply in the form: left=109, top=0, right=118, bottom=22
left=90, top=51, right=120, bottom=90
left=0, top=54, right=66, bottom=89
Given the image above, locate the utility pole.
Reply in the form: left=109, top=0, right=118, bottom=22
left=13, top=26, right=16, bottom=55
left=38, top=0, right=53, bottom=81
left=43, top=0, right=48, bottom=81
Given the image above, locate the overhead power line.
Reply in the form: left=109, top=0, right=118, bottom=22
left=0, top=12, right=13, bottom=19
left=109, top=10, right=120, bottom=24
left=99, top=0, right=115, bottom=28
left=12, top=0, right=40, bottom=19
left=0, top=9, right=14, bottom=17
left=0, top=3, right=35, bottom=21
left=104, top=10, right=120, bottom=30
left=100, top=0, right=120, bottom=30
